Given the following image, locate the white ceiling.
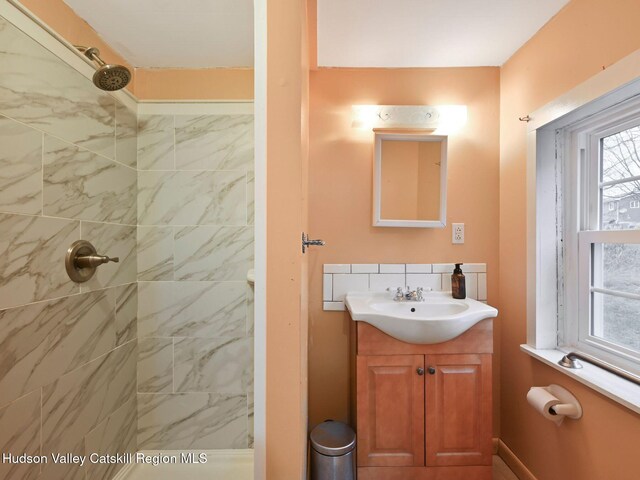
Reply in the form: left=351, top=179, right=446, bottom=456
left=62, top=0, right=254, bottom=68
left=61, top=0, right=568, bottom=69
left=318, top=0, right=569, bottom=67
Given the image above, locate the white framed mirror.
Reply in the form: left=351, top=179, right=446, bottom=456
left=373, top=133, right=447, bottom=228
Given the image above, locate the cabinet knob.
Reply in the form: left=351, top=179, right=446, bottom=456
left=428, top=367, right=436, bottom=375
left=416, top=367, right=425, bottom=376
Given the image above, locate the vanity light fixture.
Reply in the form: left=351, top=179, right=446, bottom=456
left=351, top=104, right=467, bottom=133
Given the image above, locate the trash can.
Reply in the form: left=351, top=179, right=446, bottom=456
left=310, top=420, right=356, bottom=480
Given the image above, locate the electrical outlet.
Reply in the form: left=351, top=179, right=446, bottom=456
left=452, top=223, right=464, bottom=244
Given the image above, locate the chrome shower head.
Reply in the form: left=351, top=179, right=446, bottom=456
left=76, top=46, right=131, bottom=91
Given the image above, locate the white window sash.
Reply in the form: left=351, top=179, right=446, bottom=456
left=577, top=230, right=640, bottom=375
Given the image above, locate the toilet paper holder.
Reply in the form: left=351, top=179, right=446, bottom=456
left=528, top=384, right=583, bottom=425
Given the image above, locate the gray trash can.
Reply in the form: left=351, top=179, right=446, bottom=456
left=309, top=420, right=356, bottom=480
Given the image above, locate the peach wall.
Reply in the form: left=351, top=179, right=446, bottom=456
left=266, top=0, right=309, bottom=478
left=308, top=68, right=501, bottom=434
left=135, top=68, right=254, bottom=100
left=499, top=1, right=640, bottom=479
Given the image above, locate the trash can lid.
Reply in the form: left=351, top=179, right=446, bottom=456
left=310, top=420, right=356, bottom=456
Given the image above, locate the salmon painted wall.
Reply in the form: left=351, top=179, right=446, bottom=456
left=499, top=1, right=640, bottom=479
left=135, top=68, right=253, bottom=100
left=266, top=0, right=309, bottom=477
left=308, top=68, right=501, bottom=433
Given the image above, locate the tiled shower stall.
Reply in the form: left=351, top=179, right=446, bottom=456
left=0, top=15, right=254, bottom=480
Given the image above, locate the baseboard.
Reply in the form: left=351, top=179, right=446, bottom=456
left=497, top=439, right=538, bottom=480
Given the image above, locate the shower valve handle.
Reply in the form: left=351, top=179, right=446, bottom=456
left=75, top=254, right=119, bottom=269
left=65, top=240, right=119, bottom=283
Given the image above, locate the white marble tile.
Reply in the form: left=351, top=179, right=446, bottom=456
left=115, top=102, right=137, bottom=169
left=246, top=284, right=254, bottom=336
left=40, top=437, right=85, bottom=480
left=323, top=301, right=346, bottom=311
left=0, top=18, right=116, bottom=158
left=332, top=274, right=368, bottom=301
left=174, top=337, right=253, bottom=394
left=0, top=115, right=42, bottom=215
left=246, top=170, right=254, bottom=226
left=137, top=226, right=174, bottom=281
left=42, top=340, right=137, bottom=456
left=247, top=392, right=254, bottom=449
left=137, top=393, right=247, bottom=450
left=174, top=226, right=254, bottom=281
left=138, top=281, right=246, bottom=339
left=478, top=273, right=487, bottom=301
left=323, top=264, right=350, bottom=274
left=80, top=222, right=137, bottom=291
left=137, top=115, right=174, bottom=170
left=138, top=338, right=174, bottom=393
left=379, top=264, right=405, bottom=273
left=85, top=396, right=137, bottom=480
left=351, top=264, right=379, bottom=273
left=0, top=213, right=79, bottom=309
left=44, top=136, right=136, bottom=225
left=369, top=273, right=406, bottom=292
left=0, top=390, right=41, bottom=480
left=138, top=170, right=246, bottom=226
left=0, top=290, right=116, bottom=408
left=323, top=274, right=333, bottom=301
left=174, top=114, right=254, bottom=171
left=406, top=264, right=432, bottom=273
left=406, top=273, right=442, bottom=291
left=115, top=283, right=137, bottom=346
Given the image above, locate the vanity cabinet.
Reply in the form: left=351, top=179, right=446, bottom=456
left=352, top=320, right=493, bottom=480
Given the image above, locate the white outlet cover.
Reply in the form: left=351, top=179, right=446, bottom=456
left=452, top=223, right=464, bottom=244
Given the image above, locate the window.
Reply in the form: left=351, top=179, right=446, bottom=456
left=562, top=107, right=640, bottom=376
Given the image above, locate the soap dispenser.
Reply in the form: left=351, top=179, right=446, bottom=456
left=451, top=263, right=466, bottom=299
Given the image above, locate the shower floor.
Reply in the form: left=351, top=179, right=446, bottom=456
left=114, top=450, right=253, bottom=480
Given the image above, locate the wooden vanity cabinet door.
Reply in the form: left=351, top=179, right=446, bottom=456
left=425, top=354, right=492, bottom=467
left=356, top=355, right=425, bottom=467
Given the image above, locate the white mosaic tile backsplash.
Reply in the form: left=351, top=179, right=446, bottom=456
left=323, top=263, right=487, bottom=311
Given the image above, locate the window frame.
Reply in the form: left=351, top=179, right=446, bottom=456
left=561, top=100, right=640, bottom=376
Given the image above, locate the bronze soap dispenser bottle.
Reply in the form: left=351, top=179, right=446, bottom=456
left=451, top=263, right=466, bottom=299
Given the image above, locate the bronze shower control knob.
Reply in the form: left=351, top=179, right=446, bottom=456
left=65, top=240, right=119, bottom=283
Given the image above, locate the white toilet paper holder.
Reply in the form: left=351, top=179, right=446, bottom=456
left=537, top=384, right=583, bottom=422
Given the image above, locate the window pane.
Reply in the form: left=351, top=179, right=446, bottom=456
left=591, top=292, right=640, bottom=352
left=600, top=243, right=640, bottom=295
left=601, top=181, right=640, bottom=230
left=601, top=125, right=640, bottom=183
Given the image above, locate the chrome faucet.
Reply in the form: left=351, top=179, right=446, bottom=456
left=391, top=286, right=427, bottom=302
left=393, top=287, right=404, bottom=301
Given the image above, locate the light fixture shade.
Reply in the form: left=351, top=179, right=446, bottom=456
left=351, top=104, right=467, bottom=132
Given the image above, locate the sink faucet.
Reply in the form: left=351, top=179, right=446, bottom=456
left=393, top=287, right=404, bottom=301
left=390, top=286, right=428, bottom=302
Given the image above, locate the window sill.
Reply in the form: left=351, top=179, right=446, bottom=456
left=520, top=344, right=640, bottom=415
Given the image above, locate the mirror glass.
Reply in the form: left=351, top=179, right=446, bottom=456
left=374, top=133, right=447, bottom=228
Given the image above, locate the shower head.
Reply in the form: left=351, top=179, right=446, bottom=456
left=75, top=46, right=131, bottom=91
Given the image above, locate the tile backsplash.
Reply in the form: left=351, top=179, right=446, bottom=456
left=323, top=263, right=487, bottom=311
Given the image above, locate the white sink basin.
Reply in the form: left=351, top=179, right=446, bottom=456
left=345, top=291, right=498, bottom=344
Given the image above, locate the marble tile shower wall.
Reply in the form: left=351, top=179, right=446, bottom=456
left=0, top=16, right=137, bottom=480
left=136, top=113, right=255, bottom=450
